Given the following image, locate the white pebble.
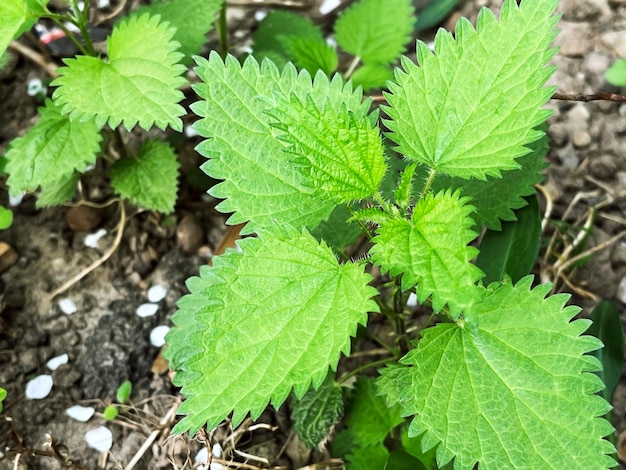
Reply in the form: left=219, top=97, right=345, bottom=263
left=97, top=0, right=110, bottom=7
left=25, top=375, right=53, bottom=399
left=150, top=325, right=170, bottom=347
left=147, top=285, right=167, bottom=303
left=195, top=447, right=209, bottom=463
left=46, top=353, right=68, bottom=370
left=58, top=298, right=77, bottom=315
left=136, top=303, right=159, bottom=318
left=66, top=405, right=95, bottom=422
left=84, top=228, right=107, bottom=248
left=85, top=426, right=113, bottom=452
left=185, top=124, right=199, bottom=138
left=27, top=78, right=45, bottom=96
left=212, top=443, right=222, bottom=458
left=406, top=292, right=418, bottom=308
left=319, top=0, right=340, bottom=14
left=8, top=192, right=24, bottom=207
left=254, top=9, right=267, bottom=21
left=617, top=276, right=626, bottom=304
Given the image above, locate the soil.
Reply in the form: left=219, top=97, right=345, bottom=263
left=1, top=0, right=626, bottom=469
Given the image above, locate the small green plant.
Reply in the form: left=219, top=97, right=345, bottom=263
left=163, top=0, right=617, bottom=468
left=1, top=0, right=222, bottom=212
left=102, top=380, right=132, bottom=421
left=606, top=58, right=626, bottom=87
left=0, top=387, right=7, bottom=413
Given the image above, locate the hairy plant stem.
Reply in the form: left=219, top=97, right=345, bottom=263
left=46, top=15, right=90, bottom=56
left=70, top=0, right=96, bottom=55
left=421, top=168, right=437, bottom=198
left=345, top=204, right=374, bottom=241
left=344, top=55, right=360, bottom=80
left=218, top=3, right=229, bottom=59
left=337, top=355, right=399, bottom=385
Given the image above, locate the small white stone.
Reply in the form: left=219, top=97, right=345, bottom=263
left=46, top=353, right=68, bottom=370
left=195, top=447, right=209, bottom=463
left=147, top=285, right=167, bottom=303
left=319, top=0, right=340, bottom=14
left=136, top=303, right=159, bottom=318
left=66, top=405, right=95, bottom=422
left=211, top=462, right=224, bottom=470
left=58, top=298, right=77, bottom=315
left=406, top=292, right=418, bottom=308
left=97, top=0, right=110, bottom=7
left=150, top=325, right=170, bottom=347
left=27, top=78, right=45, bottom=96
left=617, top=276, right=626, bottom=304
left=184, top=124, right=199, bottom=138
left=212, top=443, right=222, bottom=458
left=25, top=375, right=53, bottom=399
left=84, top=229, right=107, bottom=248
left=8, top=192, right=24, bottom=207
left=254, top=9, right=267, bottom=21
left=85, top=426, right=113, bottom=452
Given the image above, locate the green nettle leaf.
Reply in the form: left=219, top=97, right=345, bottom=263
left=252, top=10, right=323, bottom=62
left=334, top=0, right=414, bottom=65
left=370, top=190, right=483, bottom=316
left=350, top=63, right=394, bottom=92
left=191, top=53, right=369, bottom=234
left=0, top=0, right=47, bottom=56
left=132, top=0, right=223, bottom=64
left=384, top=0, right=558, bottom=179
left=383, top=277, right=616, bottom=469
left=309, top=205, right=364, bottom=252
left=292, top=374, right=344, bottom=449
left=164, top=226, right=377, bottom=434
left=52, top=14, right=187, bottom=132
left=266, top=93, right=387, bottom=203
left=432, top=129, right=549, bottom=229
left=0, top=207, right=13, bottom=230
left=344, top=377, right=403, bottom=448
left=111, top=140, right=180, bottom=213
left=6, top=99, right=101, bottom=196
left=476, top=195, right=542, bottom=285
left=281, top=37, right=338, bottom=76
left=606, top=58, right=626, bottom=87
left=37, top=174, right=79, bottom=208
left=346, top=443, right=389, bottom=470
left=414, top=0, right=460, bottom=31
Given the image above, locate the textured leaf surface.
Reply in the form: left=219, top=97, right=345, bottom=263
left=384, top=0, right=558, bottom=179
left=292, top=374, right=344, bottom=449
left=52, top=14, right=186, bottom=131
left=37, top=174, right=79, bottom=208
left=345, top=377, right=403, bottom=448
left=0, top=0, right=47, bottom=56
left=252, top=10, right=323, bottom=64
left=350, top=63, right=394, bottom=92
left=192, top=54, right=369, bottom=234
left=476, top=195, right=541, bottom=284
left=111, top=140, right=179, bottom=213
left=282, top=37, right=338, bottom=76
left=432, top=129, right=548, bottom=229
left=267, top=92, right=386, bottom=202
left=164, top=227, right=377, bottom=434
left=335, top=0, right=414, bottom=64
left=346, top=443, right=389, bottom=470
left=385, top=277, right=616, bottom=469
left=6, top=99, right=101, bottom=195
left=132, top=0, right=222, bottom=63
left=370, top=190, right=483, bottom=316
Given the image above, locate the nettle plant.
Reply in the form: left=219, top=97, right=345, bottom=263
left=162, top=0, right=619, bottom=468
left=1, top=0, right=222, bottom=213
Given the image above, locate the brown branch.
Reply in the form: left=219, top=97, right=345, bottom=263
left=551, top=92, right=626, bottom=102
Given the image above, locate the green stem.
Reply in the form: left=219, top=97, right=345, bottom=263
left=70, top=0, right=95, bottom=55
left=345, top=204, right=373, bottom=241
left=373, top=192, right=392, bottom=213
left=47, top=16, right=89, bottom=56
left=344, top=55, right=361, bottom=80
left=421, top=168, right=437, bottom=198
left=217, top=3, right=229, bottom=59
left=337, top=355, right=399, bottom=385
